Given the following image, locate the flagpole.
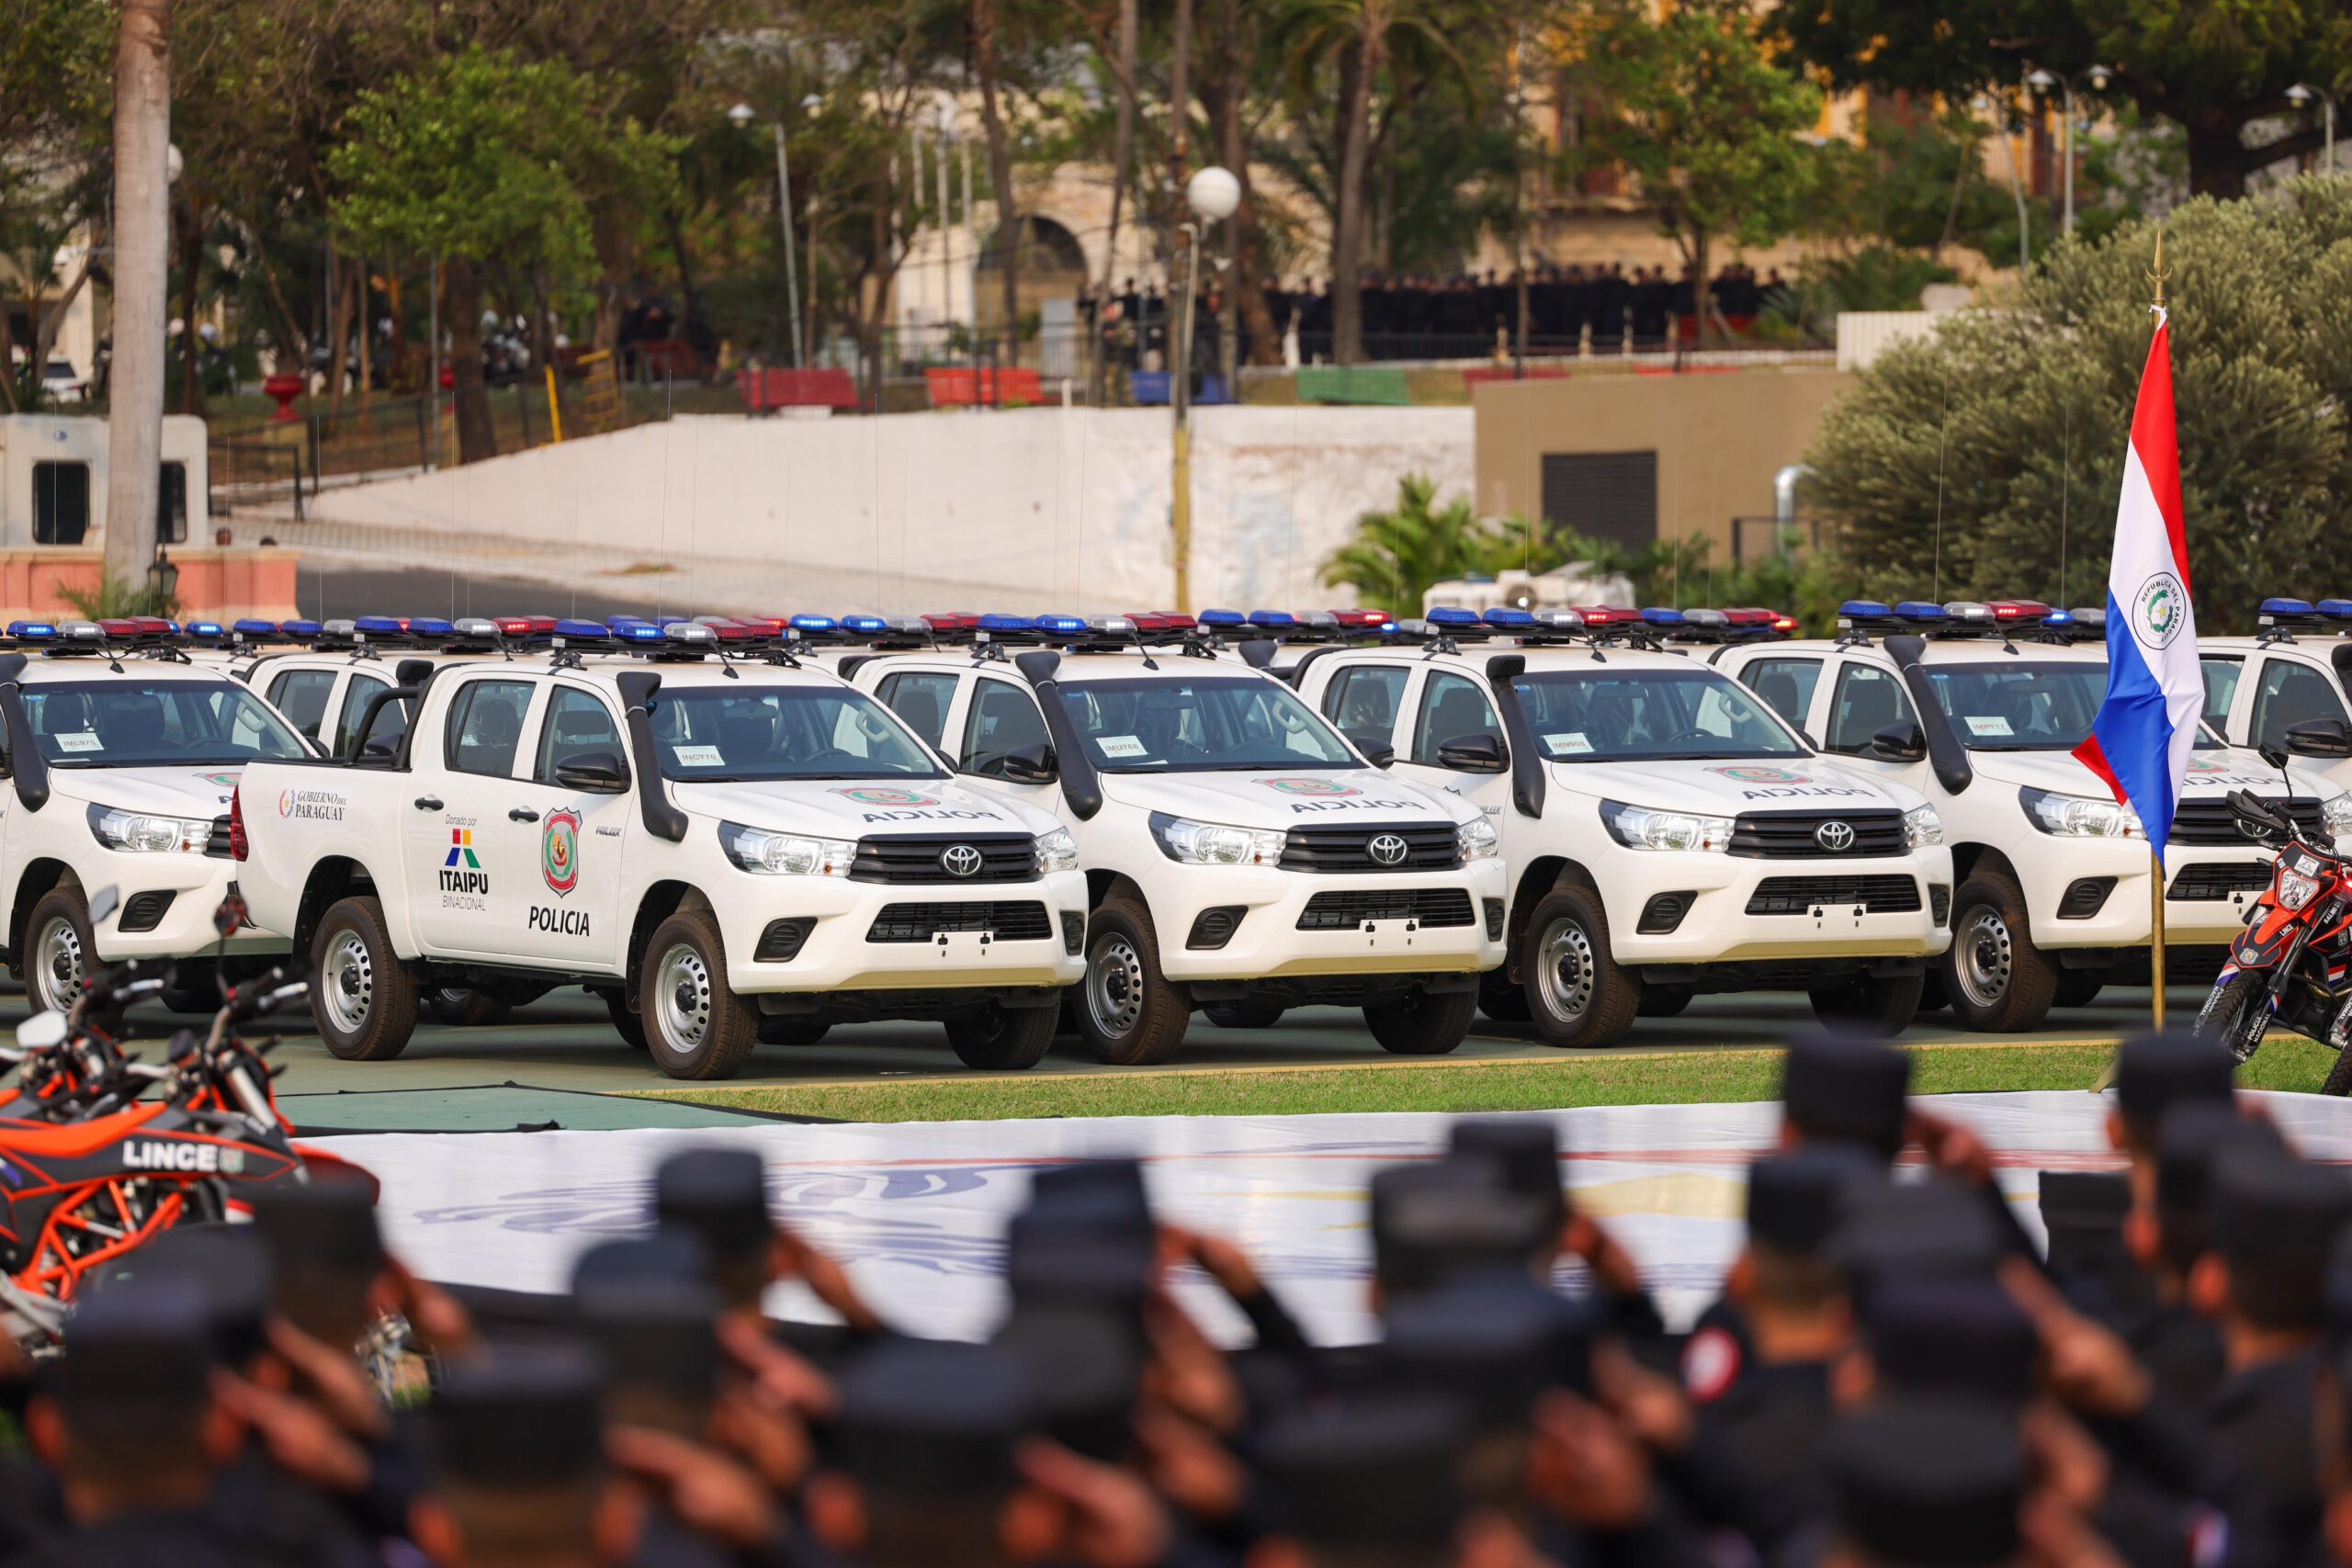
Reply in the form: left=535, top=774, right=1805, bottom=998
left=2147, top=230, right=2170, bottom=1034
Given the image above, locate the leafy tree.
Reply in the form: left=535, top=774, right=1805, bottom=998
left=1320, top=473, right=1525, bottom=614
left=1809, top=180, right=2352, bottom=632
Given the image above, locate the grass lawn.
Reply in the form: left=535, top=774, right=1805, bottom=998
left=644, top=1034, right=2339, bottom=1125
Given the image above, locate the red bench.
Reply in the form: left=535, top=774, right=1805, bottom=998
left=925, top=367, right=1046, bottom=408
left=738, top=367, right=860, bottom=413
left=1462, top=366, right=1573, bottom=386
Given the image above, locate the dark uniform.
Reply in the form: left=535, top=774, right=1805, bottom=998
left=1823, top=1398, right=2022, bottom=1568
left=2111, top=1032, right=2238, bottom=1154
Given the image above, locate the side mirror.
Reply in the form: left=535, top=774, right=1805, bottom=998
left=2283, top=718, right=2352, bottom=760
left=553, top=750, right=631, bottom=793
left=1001, top=743, right=1057, bottom=784
left=1868, top=722, right=1927, bottom=763
left=2260, top=743, right=2291, bottom=772
left=1436, top=732, right=1509, bottom=773
left=1349, top=732, right=1396, bottom=770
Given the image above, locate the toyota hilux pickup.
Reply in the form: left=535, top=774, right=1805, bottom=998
left=0, top=617, right=307, bottom=1012
left=2199, top=598, right=2352, bottom=793
left=1713, top=599, right=2352, bottom=1032
left=1287, top=606, right=1955, bottom=1047
left=835, top=613, right=1510, bottom=1065
left=229, top=619, right=1090, bottom=1079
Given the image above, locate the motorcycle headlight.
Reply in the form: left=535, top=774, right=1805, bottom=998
left=1600, top=799, right=1734, bottom=853
left=1902, top=803, right=1945, bottom=849
left=1456, top=815, right=1500, bottom=862
left=1148, top=812, right=1285, bottom=867
left=2324, top=793, right=2352, bottom=842
left=2020, top=787, right=2143, bottom=839
left=2278, top=867, right=2324, bottom=911
left=1034, top=827, right=1080, bottom=874
left=717, top=821, right=856, bottom=876
left=87, top=803, right=211, bottom=854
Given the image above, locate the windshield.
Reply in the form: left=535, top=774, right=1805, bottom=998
left=651, top=685, right=945, bottom=782
left=23, top=680, right=306, bottom=767
left=1922, top=663, right=2168, bottom=752
left=1510, top=669, right=1806, bottom=762
left=1057, top=676, right=1358, bottom=772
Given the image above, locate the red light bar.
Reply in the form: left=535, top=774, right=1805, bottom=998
left=1154, top=611, right=1197, bottom=630
left=1574, top=605, right=1637, bottom=626
left=1331, top=608, right=1391, bottom=627
left=493, top=615, right=557, bottom=636
left=922, top=613, right=978, bottom=631
left=1125, top=612, right=1172, bottom=633
left=694, top=616, right=762, bottom=641
left=733, top=615, right=786, bottom=636
left=96, top=618, right=144, bottom=637
left=1717, top=606, right=1776, bottom=627
left=1770, top=615, right=1800, bottom=634
left=1987, top=600, right=2051, bottom=622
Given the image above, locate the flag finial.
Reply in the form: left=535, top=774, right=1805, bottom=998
left=2148, top=228, right=2169, bottom=311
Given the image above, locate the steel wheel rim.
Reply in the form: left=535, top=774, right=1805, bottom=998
left=655, top=942, right=713, bottom=1051
left=322, top=929, right=374, bottom=1036
left=1535, top=916, right=1596, bottom=1022
left=1087, top=935, right=1146, bottom=1037
left=1954, top=908, right=2012, bottom=1009
left=32, top=916, right=83, bottom=1014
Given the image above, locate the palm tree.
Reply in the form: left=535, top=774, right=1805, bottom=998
left=104, top=0, right=172, bottom=589
left=1319, top=473, right=1513, bottom=615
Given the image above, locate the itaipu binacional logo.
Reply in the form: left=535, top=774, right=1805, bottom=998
left=831, top=787, right=939, bottom=807
left=2133, top=571, right=2187, bottom=651
left=1709, top=766, right=1810, bottom=784
left=1261, top=778, right=1359, bottom=797
left=541, top=808, right=582, bottom=897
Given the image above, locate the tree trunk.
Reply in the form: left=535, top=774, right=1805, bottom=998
left=2185, top=116, right=2249, bottom=199
left=1690, top=229, right=1709, bottom=352
left=324, top=242, right=352, bottom=420
left=1217, top=0, right=1273, bottom=371
left=974, top=0, right=1019, bottom=344
left=1331, top=36, right=1376, bottom=365
left=175, top=195, right=204, bottom=416
left=445, top=258, right=497, bottom=465
left=1093, top=0, right=1138, bottom=402
left=105, top=0, right=172, bottom=589
left=355, top=257, right=375, bottom=429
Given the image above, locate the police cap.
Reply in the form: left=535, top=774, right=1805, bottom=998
left=247, top=1174, right=386, bottom=1280
left=653, top=1148, right=772, bottom=1258
left=833, top=1339, right=1028, bottom=1500
left=1830, top=1179, right=2003, bottom=1295
left=1257, top=1396, right=1471, bottom=1554
left=992, top=1304, right=1141, bottom=1463
left=1370, top=1160, right=1551, bottom=1301
left=1002, top=1210, right=1157, bottom=1314
left=428, top=1339, right=606, bottom=1487
left=1747, top=1145, right=1880, bottom=1256
left=2154, top=1103, right=2282, bottom=1261
left=1781, top=1033, right=1911, bottom=1160
left=51, top=1270, right=215, bottom=1419
left=1827, top=1397, right=2022, bottom=1566
left=2208, top=1142, right=2352, bottom=1276
left=575, top=1275, right=723, bottom=1404
left=130, top=1224, right=274, bottom=1371
left=2038, top=1170, right=2132, bottom=1277
left=1375, top=1277, right=1569, bottom=1428
left=1861, top=1278, right=2038, bottom=1406
left=1026, top=1158, right=1153, bottom=1240
left=2111, top=1032, right=2234, bottom=1131
left=571, top=1231, right=709, bottom=1291
left=1448, top=1118, right=1566, bottom=1226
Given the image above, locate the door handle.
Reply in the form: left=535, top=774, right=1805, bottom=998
left=413, top=796, right=443, bottom=811
left=508, top=807, right=540, bottom=822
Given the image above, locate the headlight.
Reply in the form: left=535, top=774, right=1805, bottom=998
left=717, top=821, right=856, bottom=876
left=1456, top=815, right=1500, bottom=862
left=1902, top=803, right=1945, bottom=849
left=2020, top=787, right=2143, bottom=839
left=2324, top=794, right=2352, bottom=841
left=87, top=803, right=210, bottom=854
left=2278, top=867, right=2324, bottom=911
left=1148, top=811, right=1285, bottom=866
left=1035, top=827, right=1080, bottom=874
left=1600, top=799, right=1734, bottom=853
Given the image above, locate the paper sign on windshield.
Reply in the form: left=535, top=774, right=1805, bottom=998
left=1545, top=733, right=1593, bottom=755
left=54, top=732, right=100, bottom=753
left=1964, top=716, right=2014, bottom=738
left=1098, top=736, right=1148, bottom=759
left=671, top=745, right=723, bottom=767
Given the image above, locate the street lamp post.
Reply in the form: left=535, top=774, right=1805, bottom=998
left=730, top=102, right=807, bottom=368
left=1171, top=166, right=1239, bottom=614
left=2027, top=64, right=2111, bottom=235
left=2289, top=84, right=2337, bottom=174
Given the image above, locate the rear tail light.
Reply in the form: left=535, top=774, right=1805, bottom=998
left=228, top=787, right=248, bottom=862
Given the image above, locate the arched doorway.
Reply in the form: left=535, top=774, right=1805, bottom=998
left=973, top=214, right=1090, bottom=331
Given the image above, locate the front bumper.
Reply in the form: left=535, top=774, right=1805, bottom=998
left=718, top=867, right=1089, bottom=996
left=90, top=857, right=290, bottom=961
left=1149, top=861, right=1510, bottom=982
left=1596, top=845, right=1955, bottom=964
left=2018, top=840, right=2279, bottom=947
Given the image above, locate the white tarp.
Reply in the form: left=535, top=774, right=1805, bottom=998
left=316, top=1090, right=2352, bottom=1347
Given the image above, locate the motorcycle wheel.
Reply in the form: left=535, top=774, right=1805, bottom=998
left=2194, top=971, right=2270, bottom=1065
left=2324, top=1046, right=2352, bottom=1098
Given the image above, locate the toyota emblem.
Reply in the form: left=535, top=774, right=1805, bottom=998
left=941, top=844, right=985, bottom=877
left=1367, top=833, right=1410, bottom=866
left=1815, top=820, right=1856, bottom=853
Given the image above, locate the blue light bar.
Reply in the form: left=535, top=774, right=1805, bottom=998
left=184, top=620, right=224, bottom=638
left=409, top=617, right=454, bottom=637
left=2261, top=596, right=2317, bottom=620
left=279, top=619, right=322, bottom=637
left=1641, top=607, right=1685, bottom=626
left=2318, top=599, right=2352, bottom=621
left=1247, top=610, right=1297, bottom=628
left=232, top=618, right=277, bottom=637
left=611, top=621, right=666, bottom=643
left=553, top=618, right=611, bottom=640
left=1035, top=613, right=1088, bottom=636
left=1838, top=600, right=1892, bottom=621
left=1197, top=608, right=1245, bottom=627
left=1426, top=607, right=1480, bottom=626
left=1892, top=601, right=1948, bottom=622
left=2045, top=609, right=2075, bottom=626
left=1482, top=608, right=1537, bottom=627
left=605, top=615, right=650, bottom=629
left=6, top=621, right=55, bottom=639
left=841, top=614, right=889, bottom=635
left=787, top=615, right=837, bottom=634
left=978, top=613, right=1034, bottom=633
left=353, top=615, right=406, bottom=637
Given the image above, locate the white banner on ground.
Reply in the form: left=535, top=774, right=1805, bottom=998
left=315, top=1090, right=2352, bottom=1347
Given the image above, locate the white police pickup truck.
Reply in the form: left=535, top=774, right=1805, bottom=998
left=2199, top=598, right=2352, bottom=792
left=1287, top=606, right=1954, bottom=1047
left=836, top=613, right=1509, bottom=1064
left=0, top=617, right=306, bottom=1012
left=1713, top=600, right=2352, bottom=1032
left=229, top=619, right=1090, bottom=1078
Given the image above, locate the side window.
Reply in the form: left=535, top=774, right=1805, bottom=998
left=2250, top=660, right=2350, bottom=753
left=443, top=679, right=537, bottom=778
left=32, top=462, right=89, bottom=546
left=334, top=672, right=405, bottom=758
left=960, top=678, right=1050, bottom=777
left=875, top=671, right=957, bottom=748
left=157, top=461, right=188, bottom=545
left=1322, top=666, right=1410, bottom=739
left=1412, top=671, right=1500, bottom=765
left=1738, top=658, right=1822, bottom=731
left=534, top=687, right=623, bottom=782
left=266, top=669, right=336, bottom=740
left=1826, top=663, right=1917, bottom=754
left=2201, top=657, right=2243, bottom=731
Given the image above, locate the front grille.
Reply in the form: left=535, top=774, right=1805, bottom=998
left=866, top=901, right=1053, bottom=942
left=2170, top=798, right=2324, bottom=847
left=1744, top=875, right=1922, bottom=916
left=1727, top=808, right=1906, bottom=859
left=849, top=833, right=1035, bottom=885
left=205, top=815, right=233, bottom=858
left=119, top=891, right=175, bottom=933
left=2169, top=863, right=2271, bottom=902
left=1295, top=888, right=1476, bottom=931
left=1637, top=892, right=1694, bottom=934
left=754, top=918, right=815, bottom=962
left=1279, top=822, right=1459, bottom=874
left=2058, top=877, right=2117, bottom=919
left=1187, top=906, right=1244, bottom=950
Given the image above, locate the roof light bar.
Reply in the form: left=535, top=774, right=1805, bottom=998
left=2260, top=596, right=2319, bottom=626
left=552, top=618, right=612, bottom=642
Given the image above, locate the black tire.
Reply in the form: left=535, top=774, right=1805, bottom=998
left=945, top=1003, right=1057, bottom=1070
left=18, top=885, right=93, bottom=1016
left=1363, top=986, right=1476, bottom=1055
left=309, top=896, right=418, bottom=1062
left=756, top=1016, right=831, bottom=1046
left=427, top=987, right=513, bottom=1029
left=638, top=908, right=758, bottom=1080
left=2052, top=970, right=2108, bottom=1010
left=1637, top=986, right=1694, bottom=1019
left=1941, top=872, right=2058, bottom=1032
left=1477, top=966, right=1531, bottom=1022
left=1519, top=882, right=1642, bottom=1049
left=1807, top=971, right=1928, bottom=1039
left=2323, top=1043, right=2352, bottom=1097
left=2194, top=971, right=2270, bottom=1065
left=1076, top=897, right=1189, bottom=1066
left=597, top=987, right=648, bottom=1051
left=1203, top=998, right=1286, bottom=1030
